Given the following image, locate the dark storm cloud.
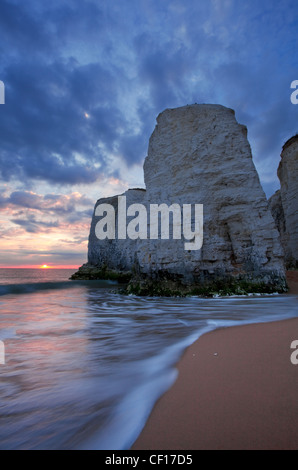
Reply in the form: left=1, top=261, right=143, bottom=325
left=2, top=248, right=86, bottom=260
left=0, top=1, right=147, bottom=185
left=0, top=188, right=93, bottom=235
left=0, top=0, right=297, bottom=196
left=39, top=250, right=87, bottom=260
left=0, top=190, right=93, bottom=212
left=9, top=191, right=43, bottom=209
left=0, top=0, right=54, bottom=59
left=0, top=189, right=93, bottom=235
left=0, top=58, right=127, bottom=184
left=9, top=209, right=91, bottom=234
left=10, top=215, right=59, bottom=233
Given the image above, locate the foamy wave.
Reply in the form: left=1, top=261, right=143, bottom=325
left=0, top=279, right=118, bottom=296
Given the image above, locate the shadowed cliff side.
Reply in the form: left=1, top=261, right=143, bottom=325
left=269, top=135, right=298, bottom=269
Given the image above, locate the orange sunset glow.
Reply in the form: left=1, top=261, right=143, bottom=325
left=0, top=265, right=80, bottom=269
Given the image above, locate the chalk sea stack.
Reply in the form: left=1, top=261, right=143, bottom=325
left=269, top=135, right=298, bottom=269
left=72, top=104, right=287, bottom=295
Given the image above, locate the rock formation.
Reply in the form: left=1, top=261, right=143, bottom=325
left=269, top=135, right=298, bottom=268
left=87, top=188, right=146, bottom=281
left=72, top=104, right=287, bottom=295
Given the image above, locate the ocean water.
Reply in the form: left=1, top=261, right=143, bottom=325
left=0, top=268, right=297, bottom=450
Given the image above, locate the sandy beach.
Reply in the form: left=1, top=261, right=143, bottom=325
left=132, top=272, right=298, bottom=450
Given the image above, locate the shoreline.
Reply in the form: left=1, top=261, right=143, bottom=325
left=131, top=272, right=298, bottom=450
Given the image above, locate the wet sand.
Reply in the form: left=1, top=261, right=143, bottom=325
left=132, top=272, right=298, bottom=450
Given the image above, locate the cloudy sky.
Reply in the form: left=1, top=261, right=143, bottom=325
left=0, top=0, right=297, bottom=268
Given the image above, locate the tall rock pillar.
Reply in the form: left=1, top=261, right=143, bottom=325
left=277, top=135, right=298, bottom=267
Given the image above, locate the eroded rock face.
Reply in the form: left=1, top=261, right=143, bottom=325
left=72, top=104, right=287, bottom=295
left=72, top=188, right=146, bottom=281
left=268, top=190, right=287, bottom=255
left=88, top=188, right=146, bottom=272
left=269, top=136, right=298, bottom=268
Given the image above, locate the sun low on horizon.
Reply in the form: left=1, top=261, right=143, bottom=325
left=37, top=264, right=55, bottom=269
left=37, top=265, right=79, bottom=269
left=8, top=264, right=81, bottom=270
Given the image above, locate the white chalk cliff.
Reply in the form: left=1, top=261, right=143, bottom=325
left=72, top=104, right=287, bottom=295
left=269, top=135, right=298, bottom=268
